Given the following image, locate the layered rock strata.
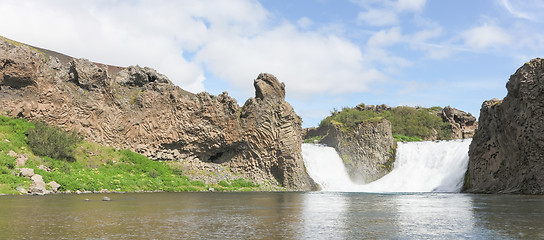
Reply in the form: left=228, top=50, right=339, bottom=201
left=464, top=58, right=544, bottom=194
left=0, top=37, right=315, bottom=190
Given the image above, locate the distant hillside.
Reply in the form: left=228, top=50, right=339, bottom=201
left=316, top=104, right=476, bottom=141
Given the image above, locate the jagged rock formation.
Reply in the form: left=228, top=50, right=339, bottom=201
left=441, top=106, right=477, bottom=139
left=305, top=120, right=396, bottom=183
left=464, top=58, right=544, bottom=194
left=0, top=37, right=315, bottom=190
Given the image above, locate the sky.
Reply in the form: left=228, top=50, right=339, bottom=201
left=1, top=0, right=543, bottom=127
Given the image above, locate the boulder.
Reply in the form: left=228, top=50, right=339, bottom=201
left=254, top=73, right=285, bottom=100
left=48, top=181, right=61, bottom=192
left=19, top=168, right=34, bottom=178
left=68, top=58, right=108, bottom=90
left=7, top=150, right=17, bottom=157
left=29, top=174, right=48, bottom=195
left=114, top=65, right=171, bottom=87
left=16, top=154, right=28, bottom=167
left=464, top=58, right=544, bottom=194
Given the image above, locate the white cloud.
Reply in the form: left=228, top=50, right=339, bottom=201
left=462, top=23, right=512, bottom=49
left=367, top=27, right=403, bottom=47
left=395, top=0, right=426, bottom=12
left=196, top=24, right=386, bottom=98
left=0, top=0, right=384, bottom=99
left=357, top=9, right=398, bottom=26
left=499, top=0, right=544, bottom=22
left=297, top=17, right=314, bottom=29
left=356, top=0, right=426, bottom=26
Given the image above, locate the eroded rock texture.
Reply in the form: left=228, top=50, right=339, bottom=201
left=0, top=37, right=314, bottom=190
left=464, top=58, right=544, bottom=194
left=307, top=120, right=396, bottom=184
left=441, top=106, right=477, bottom=139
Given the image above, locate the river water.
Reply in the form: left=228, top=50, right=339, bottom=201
left=1, top=192, right=543, bottom=239
left=2, top=140, right=543, bottom=239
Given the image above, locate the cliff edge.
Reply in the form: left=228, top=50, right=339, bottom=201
left=464, top=58, right=544, bottom=194
left=0, top=37, right=315, bottom=190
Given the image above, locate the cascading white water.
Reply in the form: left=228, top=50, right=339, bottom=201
left=302, top=139, right=471, bottom=193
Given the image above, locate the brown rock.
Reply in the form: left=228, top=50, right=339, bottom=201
left=254, top=73, right=285, bottom=100
left=441, top=106, right=477, bottom=139
left=464, top=58, right=544, bottom=194
left=0, top=37, right=314, bottom=191
left=318, top=119, right=396, bottom=183
left=29, top=174, right=48, bottom=195
left=19, top=168, right=34, bottom=178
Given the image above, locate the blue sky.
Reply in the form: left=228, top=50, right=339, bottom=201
left=1, top=0, right=543, bottom=127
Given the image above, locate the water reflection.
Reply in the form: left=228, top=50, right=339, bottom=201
left=471, top=194, right=544, bottom=239
left=1, top=192, right=544, bottom=239
left=301, top=192, right=348, bottom=239
left=394, top=194, right=478, bottom=238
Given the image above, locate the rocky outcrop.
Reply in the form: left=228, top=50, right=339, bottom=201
left=464, top=58, right=544, bottom=194
left=0, top=37, right=314, bottom=190
left=309, top=120, right=396, bottom=183
left=441, top=106, right=477, bottom=139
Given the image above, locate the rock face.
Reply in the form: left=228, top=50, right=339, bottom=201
left=0, top=37, right=314, bottom=190
left=464, top=58, right=544, bottom=194
left=307, top=120, right=396, bottom=183
left=441, top=106, right=477, bottom=139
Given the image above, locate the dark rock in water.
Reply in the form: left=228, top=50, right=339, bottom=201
left=102, top=197, right=112, bottom=201
left=464, top=58, right=544, bottom=194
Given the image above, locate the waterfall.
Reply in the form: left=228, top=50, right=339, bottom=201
left=302, top=139, right=471, bottom=193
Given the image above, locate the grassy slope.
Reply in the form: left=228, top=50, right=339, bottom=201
left=0, top=115, right=263, bottom=195
left=318, top=106, right=451, bottom=142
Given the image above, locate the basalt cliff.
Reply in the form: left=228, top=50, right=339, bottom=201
left=464, top=58, right=544, bottom=194
left=0, top=37, right=315, bottom=191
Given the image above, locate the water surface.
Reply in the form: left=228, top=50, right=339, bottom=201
left=1, top=192, right=543, bottom=239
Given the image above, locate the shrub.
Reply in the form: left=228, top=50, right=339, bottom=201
left=319, top=106, right=452, bottom=140
left=27, top=122, right=82, bottom=162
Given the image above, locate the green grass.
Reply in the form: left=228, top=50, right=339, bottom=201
left=319, top=106, right=452, bottom=141
left=303, top=136, right=323, bottom=143
left=393, top=134, right=423, bottom=142
left=0, top=115, right=262, bottom=194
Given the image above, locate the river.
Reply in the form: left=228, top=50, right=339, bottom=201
left=2, top=140, right=543, bottom=239
left=1, top=192, right=543, bottom=239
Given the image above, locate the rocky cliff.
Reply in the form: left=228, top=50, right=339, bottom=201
left=0, top=37, right=315, bottom=190
left=464, top=58, right=544, bottom=194
left=441, top=106, right=477, bottom=139
left=305, top=119, right=396, bottom=183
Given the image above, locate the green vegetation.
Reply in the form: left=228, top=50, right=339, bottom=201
left=319, top=107, right=383, bottom=132
left=303, top=136, right=323, bottom=143
left=393, top=134, right=423, bottom=142
left=27, top=122, right=82, bottom=162
left=0, top=115, right=262, bottom=194
left=319, top=106, right=452, bottom=141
